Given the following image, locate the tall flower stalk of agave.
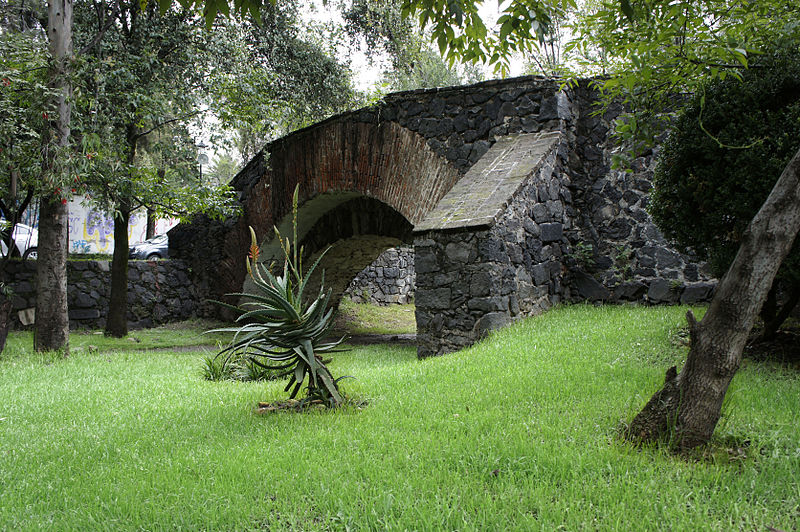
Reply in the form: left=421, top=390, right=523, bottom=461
left=210, top=186, right=347, bottom=406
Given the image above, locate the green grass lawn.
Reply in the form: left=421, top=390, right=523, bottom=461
left=1, top=305, right=798, bottom=530
left=335, top=297, right=416, bottom=335
left=4, top=318, right=230, bottom=356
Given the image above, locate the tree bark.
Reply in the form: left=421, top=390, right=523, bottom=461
left=35, top=0, right=72, bottom=353
left=146, top=207, right=156, bottom=240
left=627, top=145, right=800, bottom=449
left=35, top=198, right=70, bottom=351
left=105, top=125, right=138, bottom=338
left=0, top=298, right=12, bottom=354
left=104, top=199, right=131, bottom=337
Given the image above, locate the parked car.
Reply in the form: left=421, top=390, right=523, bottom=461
left=129, top=234, right=169, bottom=260
left=0, top=222, right=38, bottom=260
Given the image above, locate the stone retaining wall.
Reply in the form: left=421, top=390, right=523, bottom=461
left=5, top=259, right=199, bottom=330
left=345, top=247, right=415, bottom=305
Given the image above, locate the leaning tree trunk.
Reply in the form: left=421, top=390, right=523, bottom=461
left=104, top=199, right=131, bottom=337
left=35, top=0, right=73, bottom=353
left=627, top=146, right=800, bottom=449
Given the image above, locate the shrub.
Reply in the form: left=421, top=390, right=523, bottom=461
left=208, top=187, right=347, bottom=406
left=201, top=352, right=284, bottom=382
left=649, top=43, right=800, bottom=336
left=650, top=44, right=800, bottom=280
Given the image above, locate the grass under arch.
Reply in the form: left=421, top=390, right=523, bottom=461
left=0, top=304, right=798, bottom=530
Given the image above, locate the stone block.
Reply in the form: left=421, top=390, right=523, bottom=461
left=414, top=248, right=439, bottom=274
left=498, top=101, right=517, bottom=121
left=572, top=270, right=610, bottom=301
left=68, top=308, right=101, bottom=320
left=474, top=311, right=511, bottom=339
left=539, top=91, right=571, bottom=121
left=532, top=203, right=549, bottom=223
left=546, top=200, right=563, bottom=218
left=532, top=263, right=549, bottom=286
left=445, top=241, right=472, bottom=263
left=478, top=237, right=509, bottom=263
left=614, top=281, right=647, bottom=301
left=17, top=307, right=35, bottom=326
left=453, top=113, right=469, bottom=133
left=467, top=296, right=508, bottom=312
left=680, top=282, right=715, bottom=304
left=470, top=271, right=493, bottom=296
left=469, top=140, right=491, bottom=163
left=654, top=248, right=681, bottom=269
left=416, top=288, right=451, bottom=310
left=540, top=223, right=563, bottom=243
left=73, top=291, right=96, bottom=308
left=647, top=279, right=679, bottom=303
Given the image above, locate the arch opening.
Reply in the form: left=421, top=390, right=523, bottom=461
left=249, top=195, right=415, bottom=318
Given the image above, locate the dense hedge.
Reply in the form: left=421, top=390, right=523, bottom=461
left=650, top=45, right=800, bottom=282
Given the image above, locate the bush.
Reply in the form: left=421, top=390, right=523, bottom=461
left=207, top=187, right=348, bottom=406
left=650, top=44, right=800, bottom=281
left=201, top=352, right=285, bottom=382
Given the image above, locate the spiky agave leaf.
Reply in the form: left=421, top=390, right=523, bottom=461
left=207, top=185, right=350, bottom=405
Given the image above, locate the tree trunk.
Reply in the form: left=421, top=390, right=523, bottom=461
left=35, top=0, right=72, bottom=353
left=35, top=198, right=70, bottom=351
left=626, top=145, right=800, bottom=449
left=146, top=207, right=156, bottom=240
left=104, top=200, right=131, bottom=337
left=0, top=298, right=13, bottom=354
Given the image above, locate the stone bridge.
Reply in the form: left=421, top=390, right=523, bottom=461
left=170, top=75, right=714, bottom=357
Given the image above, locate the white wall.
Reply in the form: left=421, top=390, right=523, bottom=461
left=20, top=198, right=179, bottom=254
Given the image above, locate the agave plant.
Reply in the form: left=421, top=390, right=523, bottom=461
left=209, top=187, right=347, bottom=406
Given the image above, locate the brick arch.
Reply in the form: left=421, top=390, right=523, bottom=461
left=260, top=119, right=460, bottom=229
left=240, top=119, right=460, bottom=300
left=284, top=197, right=414, bottom=309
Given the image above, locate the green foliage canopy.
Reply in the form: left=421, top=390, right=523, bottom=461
left=650, top=45, right=800, bottom=282
left=401, top=0, right=575, bottom=76
left=0, top=32, right=50, bottom=203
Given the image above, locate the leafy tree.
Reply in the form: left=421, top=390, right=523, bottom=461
left=401, top=0, right=575, bottom=76
left=0, top=25, right=52, bottom=351
left=402, top=0, right=800, bottom=448
left=72, top=0, right=240, bottom=337
left=211, top=3, right=356, bottom=163
left=26, top=0, right=265, bottom=353
left=650, top=44, right=800, bottom=340
left=205, top=152, right=239, bottom=185
left=343, top=0, right=483, bottom=91
left=0, top=29, right=49, bottom=249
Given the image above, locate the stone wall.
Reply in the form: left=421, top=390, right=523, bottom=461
left=564, top=86, right=716, bottom=305
left=345, top=247, right=415, bottom=305
left=169, top=75, right=716, bottom=358
left=414, top=133, right=571, bottom=356
left=5, top=259, right=199, bottom=330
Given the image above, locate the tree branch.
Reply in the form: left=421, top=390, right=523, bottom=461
left=132, top=110, right=204, bottom=141
left=78, top=1, right=120, bottom=56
